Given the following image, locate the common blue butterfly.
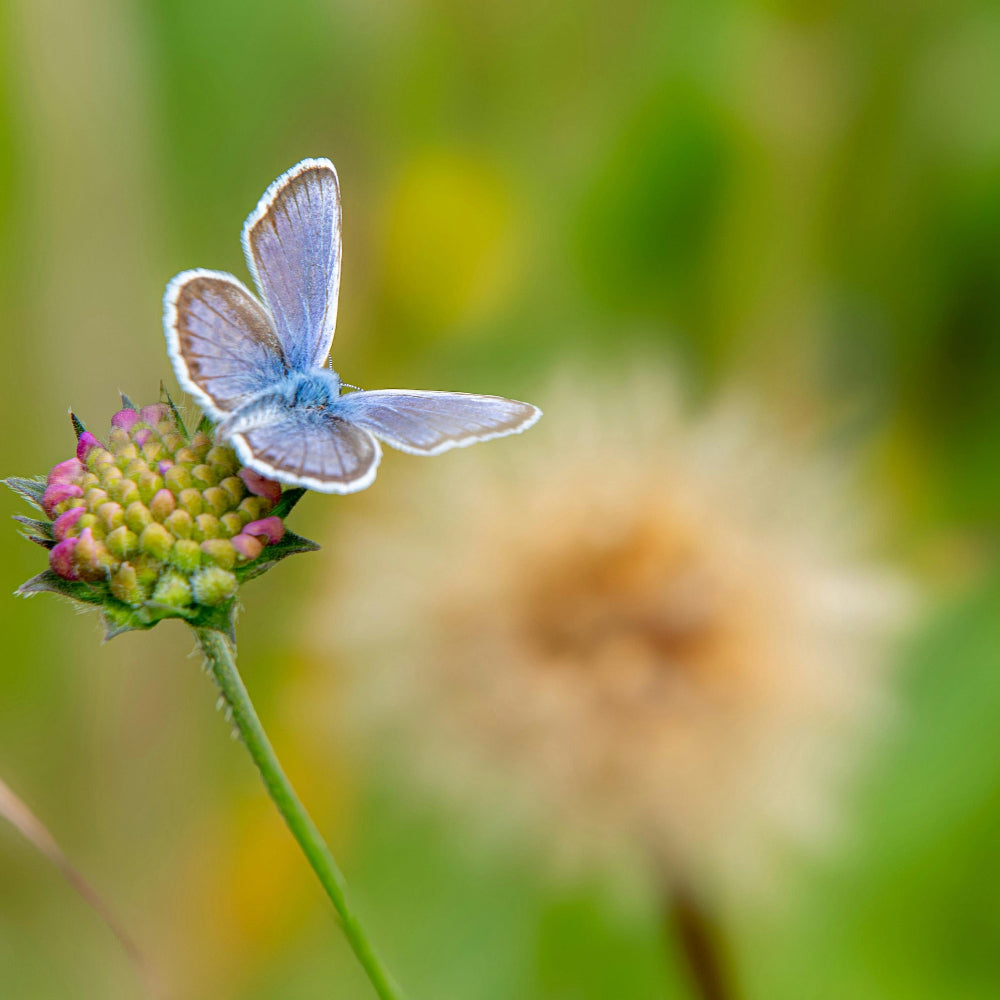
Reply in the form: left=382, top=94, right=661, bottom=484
left=163, top=158, right=541, bottom=493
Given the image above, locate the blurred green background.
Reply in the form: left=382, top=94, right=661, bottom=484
left=0, top=0, right=998, bottom=997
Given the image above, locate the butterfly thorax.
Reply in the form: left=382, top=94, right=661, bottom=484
left=217, top=369, right=344, bottom=439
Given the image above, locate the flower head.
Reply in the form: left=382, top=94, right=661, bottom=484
left=319, top=367, right=911, bottom=895
left=6, top=397, right=318, bottom=639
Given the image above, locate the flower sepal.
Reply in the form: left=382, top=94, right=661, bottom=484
left=15, top=567, right=238, bottom=641
left=234, top=527, right=320, bottom=584
left=13, top=515, right=56, bottom=548
left=5, top=476, right=47, bottom=511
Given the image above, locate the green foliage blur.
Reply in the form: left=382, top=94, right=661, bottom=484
left=0, top=1, right=998, bottom=998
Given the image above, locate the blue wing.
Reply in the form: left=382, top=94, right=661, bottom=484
left=222, top=399, right=381, bottom=494
left=241, top=158, right=342, bottom=372
left=331, top=390, right=542, bottom=455
left=163, top=269, right=288, bottom=419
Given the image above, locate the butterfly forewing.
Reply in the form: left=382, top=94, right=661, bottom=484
left=164, top=269, right=288, bottom=418
left=331, top=390, right=541, bottom=455
left=242, top=158, right=342, bottom=372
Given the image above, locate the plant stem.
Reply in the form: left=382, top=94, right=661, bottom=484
left=664, top=882, right=740, bottom=1000
left=195, top=628, right=405, bottom=1000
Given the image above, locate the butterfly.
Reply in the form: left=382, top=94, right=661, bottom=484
left=163, top=158, right=541, bottom=494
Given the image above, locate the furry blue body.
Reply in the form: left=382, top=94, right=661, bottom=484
left=220, top=369, right=344, bottom=437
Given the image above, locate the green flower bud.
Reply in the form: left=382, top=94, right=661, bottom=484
left=161, top=432, right=185, bottom=454
left=218, top=476, right=246, bottom=506
left=124, top=501, right=153, bottom=534
left=170, top=539, right=202, bottom=573
left=100, top=466, right=123, bottom=486
left=207, top=447, right=240, bottom=479
left=141, top=441, right=164, bottom=464
left=108, top=426, right=131, bottom=450
left=220, top=512, right=244, bottom=537
left=123, top=458, right=148, bottom=480
left=178, top=488, right=203, bottom=517
left=238, top=496, right=272, bottom=521
left=150, top=489, right=176, bottom=522
left=191, top=567, right=238, bottom=606
left=85, top=447, right=115, bottom=473
left=151, top=570, right=191, bottom=607
left=109, top=477, right=140, bottom=506
left=75, top=527, right=115, bottom=580
left=164, top=464, right=193, bottom=493
left=115, top=443, right=140, bottom=466
left=84, top=487, right=109, bottom=511
left=173, top=446, right=199, bottom=464
left=165, top=508, right=194, bottom=540
left=194, top=513, right=222, bottom=541
left=191, top=464, right=217, bottom=489
left=139, top=522, right=174, bottom=560
left=202, top=486, right=229, bottom=517
left=77, top=512, right=100, bottom=534
left=106, top=525, right=139, bottom=560
left=131, top=554, right=160, bottom=586
left=97, top=501, right=124, bottom=532
left=190, top=431, right=213, bottom=456
left=200, top=538, right=237, bottom=570
left=137, top=471, right=164, bottom=504
left=110, top=562, right=145, bottom=605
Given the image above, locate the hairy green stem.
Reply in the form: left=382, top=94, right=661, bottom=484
left=195, top=628, right=405, bottom=1000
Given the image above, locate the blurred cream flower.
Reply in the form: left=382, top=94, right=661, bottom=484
left=315, top=365, right=909, bottom=897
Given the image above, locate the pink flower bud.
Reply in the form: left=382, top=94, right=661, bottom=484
left=47, top=457, right=84, bottom=487
left=42, top=482, right=83, bottom=517
left=157, top=459, right=174, bottom=476
left=132, top=428, right=153, bottom=448
left=238, top=468, right=282, bottom=503
left=76, top=431, right=102, bottom=462
left=150, top=488, right=176, bottom=522
left=52, top=506, right=85, bottom=540
left=74, top=526, right=113, bottom=580
left=242, top=516, right=285, bottom=545
left=49, top=537, right=80, bottom=580
left=231, top=532, right=265, bottom=561
left=110, top=408, right=140, bottom=431
left=140, top=404, right=169, bottom=425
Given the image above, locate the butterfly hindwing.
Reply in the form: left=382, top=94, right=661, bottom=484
left=226, top=401, right=382, bottom=494
left=331, top=390, right=541, bottom=455
left=164, top=269, right=288, bottom=418
left=242, top=158, right=342, bottom=372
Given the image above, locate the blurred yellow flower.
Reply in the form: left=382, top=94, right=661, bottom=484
left=380, top=150, right=517, bottom=333
left=315, top=364, right=910, bottom=898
